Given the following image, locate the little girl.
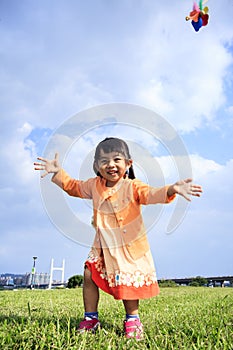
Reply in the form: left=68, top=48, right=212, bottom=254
left=34, top=137, right=202, bottom=339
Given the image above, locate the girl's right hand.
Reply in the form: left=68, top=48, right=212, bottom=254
left=34, top=153, right=60, bottom=178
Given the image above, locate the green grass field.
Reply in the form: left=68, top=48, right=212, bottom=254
left=0, top=287, right=232, bottom=349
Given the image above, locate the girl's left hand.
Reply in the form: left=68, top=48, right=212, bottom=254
left=168, top=178, right=203, bottom=201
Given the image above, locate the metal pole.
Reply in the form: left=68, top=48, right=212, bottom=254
left=31, top=256, right=37, bottom=289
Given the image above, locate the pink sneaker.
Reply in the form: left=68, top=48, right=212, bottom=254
left=77, top=317, right=101, bottom=333
left=124, top=318, right=144, bottom=340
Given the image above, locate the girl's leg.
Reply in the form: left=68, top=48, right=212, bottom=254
left=77, top=267, right=100, bottom=332
left=123, top=299, right=139, bottom=316
left=83, top=266, right=99, bottom=312
left=123, top=299, right=143, bottom=339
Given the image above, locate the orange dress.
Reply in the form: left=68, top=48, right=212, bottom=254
left=52, top=169, right=175, bottom=300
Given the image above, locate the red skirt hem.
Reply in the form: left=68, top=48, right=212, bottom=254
left=85, top=260, right=160, bottom=300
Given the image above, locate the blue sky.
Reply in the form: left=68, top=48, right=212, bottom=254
left=1, top=0, right=233, bottom=281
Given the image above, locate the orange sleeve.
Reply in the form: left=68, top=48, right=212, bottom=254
left=51, top=169, right=94, bottom=199
left=133, top=180, right=176, bottom=205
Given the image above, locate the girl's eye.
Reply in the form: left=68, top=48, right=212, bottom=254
left=98, top=156, right=124, bottom=165
left=100, top=160, right=108, bottom=165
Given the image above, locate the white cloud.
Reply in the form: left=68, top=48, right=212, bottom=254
left=149, top=155, right=233, bottom=278
left=189, top=154, right=224, bottom=180
left=17, top=122, right=33, bottom=136
left=133, top=1, right=233, bottom=133
left=154, top=153, right=227, bottom=183
left=226, top=105, right=233, bottom=115
left=40, top=69, right=114, bottom=128
left=0, top=126, right=36, bottom=186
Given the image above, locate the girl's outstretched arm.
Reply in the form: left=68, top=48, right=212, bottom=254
left=34, top=153, right=61, bottom=178
left=167, top=178, right=203, bottom=202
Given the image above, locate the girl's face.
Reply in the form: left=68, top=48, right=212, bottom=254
left=95, top=150, right=132, bottom=187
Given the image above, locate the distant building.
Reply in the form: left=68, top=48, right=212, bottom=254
left=0, top=273, right=50, bottom=288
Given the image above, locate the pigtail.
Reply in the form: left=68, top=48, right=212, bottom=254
left=128, top=165, right=135, bottom=180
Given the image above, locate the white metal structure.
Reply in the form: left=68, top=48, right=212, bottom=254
left=48, top=258, right=65, bottom=289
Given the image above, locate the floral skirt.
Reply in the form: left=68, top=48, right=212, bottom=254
left=85, top=250, right=160, bottom=300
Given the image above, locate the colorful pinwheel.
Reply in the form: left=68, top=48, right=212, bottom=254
left=186, top=0, right=209, bottom=32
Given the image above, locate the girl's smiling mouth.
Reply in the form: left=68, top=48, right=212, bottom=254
left=107, top=170, right=118, bottom=175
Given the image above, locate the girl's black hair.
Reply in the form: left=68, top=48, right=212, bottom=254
left=93, top=137, right=135, bottom=179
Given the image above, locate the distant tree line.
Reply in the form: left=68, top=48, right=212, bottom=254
left=159, top=276, right=208, bottom=287
left=188, top=276, right=207, bottom=287
left=67, top=275, right=84, bottom=288
left=159, top=280, right=178, bottom=287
